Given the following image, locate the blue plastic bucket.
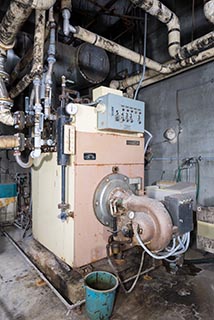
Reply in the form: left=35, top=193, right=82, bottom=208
left=84, top=271, right=118, bottom=320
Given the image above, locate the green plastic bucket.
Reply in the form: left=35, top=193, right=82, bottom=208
left=84, top=271, right=118, bottom=320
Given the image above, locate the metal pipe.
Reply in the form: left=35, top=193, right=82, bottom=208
left=44, top=8, right=56, bottom=119
left=15, top=154, right=33, bottom=169
left=0, top=55, right=14, bottom=126
left=57, top=77, right=70, bottom=221
left=130, top=0, right=180, bottom=58
left=0, top=0, right=56, bottom=51
left=73, top=26, right=167, bottom=74
left=62, top=9, right=76, bottom=36
left=73, top=26, right=214, bottom=80
left=30, top=75, right=43, bottom=159
left=9, top=10, right=46, bottom=98
left=61, top=0, right=76, bottom=36
left=110, top=47, right=214, bottom=92
left=180, top=31, right=214, bottom=59
left=31, top=0, right=57, bottom=10
left=61, top=165, right=66, bottom=204
left=0, top=135, right=19, bottom=149
left=0, top=0, right=33, bottom=51
left=131, top=0, right=214, bottom=60
left=204, top=0, right=214, bottom=24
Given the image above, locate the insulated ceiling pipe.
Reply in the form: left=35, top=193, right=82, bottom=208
left=130, top=0, right=214, bottom=60
left=110, top=47, right=214, bottom=92
left=130, top=0, right=180, bottom=59
left=73, top=26, right=214, bottom=78
left=10, top=10, right=46, bottom=98
left=73, top=26, right=169, bottom=74
left=204, top=0, right=214, bottom=24
left=0, top=0, right=56, bottom=51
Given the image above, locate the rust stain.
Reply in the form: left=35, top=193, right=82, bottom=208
left=35, top=278, right=47, bottom=287
left=143, top=274, right=153, bottom=281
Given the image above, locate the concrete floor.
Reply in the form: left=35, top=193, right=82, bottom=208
left=0, top=232, right=214, bottom=320
left=0, top=233, right=86, bottom=320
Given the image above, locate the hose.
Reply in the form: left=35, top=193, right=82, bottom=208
left=144, top=129, right=153, bottom=154
left=106, top=244, right=146, bottom=294
left=15, top=154, right=33, bottom=169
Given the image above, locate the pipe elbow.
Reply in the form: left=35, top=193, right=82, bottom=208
left=204, top=1, right=214, bottom=24
left=109, top=80, right=120, bottom=89
left=32, top=0, right=56, bottom=10
left=167, top=14, right=181, bottom=58
left=15, top=154, right=33, bottom=169
left=30, top=148, right=41, bottom=159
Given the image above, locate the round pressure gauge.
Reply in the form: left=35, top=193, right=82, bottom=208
left=65, top=103, right=78, bottom=115
left=163, top=128, right=177, bottom=143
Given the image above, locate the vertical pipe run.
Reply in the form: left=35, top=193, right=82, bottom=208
left=9, top=10, right=46, bottom=98
left=44, top=7, right=56, bottom=119
left=61, top=165, right=66, bottom=204
left=57, top=77, right=70, bottom=221
left=130, top=0, right=180, bottom=58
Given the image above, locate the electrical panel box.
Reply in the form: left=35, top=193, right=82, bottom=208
left=97, top=93, right=145, bottom=133
left=164, top=194, right=193, bottom=234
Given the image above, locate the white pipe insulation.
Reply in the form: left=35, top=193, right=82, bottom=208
left=110, top=47, right=214, bottom=92
left=130, top=0, right=214, bottom=60
left=0, top=135, right=19, bottom=149
left=204, top=0, right=214, bottom=24
left=0, top=0, right=56, bottom=51
left=73, top=26, right=214, bottom=81
left=73, top=26, right=168, bottom=74
left=130, top=0, right=180, bottom=59
left=32, top=0, right=56, bottom=10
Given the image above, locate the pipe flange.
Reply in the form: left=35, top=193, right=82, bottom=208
left=93, top=173, right=133, bottom=227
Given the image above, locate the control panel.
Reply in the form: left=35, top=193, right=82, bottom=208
left=97, top=94, right=145, bottom=133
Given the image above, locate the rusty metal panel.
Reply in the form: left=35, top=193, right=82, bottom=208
left=75, top=131, right=144, bottom=166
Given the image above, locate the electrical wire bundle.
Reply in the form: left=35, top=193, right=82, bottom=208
left=136, top=231, right=190, bottom=261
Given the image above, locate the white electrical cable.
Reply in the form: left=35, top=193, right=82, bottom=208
left=134, top=13, right=148, bottom=100
left=144, top=129, right=153, bottom=154
left=136, top=231, right=190, bottom=260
